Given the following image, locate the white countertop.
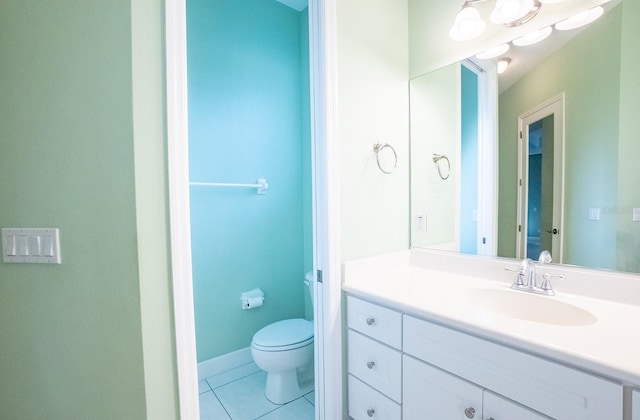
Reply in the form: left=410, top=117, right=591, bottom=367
left=342, top=249, right=640, bottom=386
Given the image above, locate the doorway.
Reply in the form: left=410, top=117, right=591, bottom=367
left=517, top=94, right=565, bottom=262
left=165, top=0, right=342, bottom=418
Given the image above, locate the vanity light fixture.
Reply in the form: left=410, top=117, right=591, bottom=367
left=538, top=0, right=567, bottom=3
left=490, top=0, right=542, bottom=27
left=449, top=1, right=487, bottom=42
left=476, top=43, right=510, bottom=59
left=555, top=6, right=604, bottom=31
left=497, top=57, right=511, bottom=74
left=512, top=26, right=552, bottom=46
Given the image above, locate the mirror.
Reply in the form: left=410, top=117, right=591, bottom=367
left=410, top=0, right=640, bottom=273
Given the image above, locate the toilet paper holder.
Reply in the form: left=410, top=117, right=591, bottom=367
left=241, top=287, right=264, bottom=310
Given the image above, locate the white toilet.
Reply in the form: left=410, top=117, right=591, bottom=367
left=251, top=273, right=314, bottom=404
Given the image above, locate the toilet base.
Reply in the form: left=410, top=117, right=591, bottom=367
left=264, top=363, right=314, bottom=405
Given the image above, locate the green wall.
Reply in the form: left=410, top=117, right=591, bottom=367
left=0, top=1, right=178, bottom=419
left=498, top=5, right=623, bottom=270
left=616, top=0, right=640, bottom=273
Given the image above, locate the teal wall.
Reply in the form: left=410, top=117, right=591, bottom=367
left=498, top=5, right=623, bottom=270
left=187, top=0, right=311, bottom=361
left=460, top=65, right=479, bottom=254
left=0, top=0, right=178, bottom=419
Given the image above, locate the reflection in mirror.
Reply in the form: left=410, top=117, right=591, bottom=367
left=410, top=0, right=640, bottom=273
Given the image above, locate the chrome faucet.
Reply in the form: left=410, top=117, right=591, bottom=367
left=507, top=250, right=563, bottom=296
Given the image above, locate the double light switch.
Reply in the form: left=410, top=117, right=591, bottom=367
left=2, top=228, right=61, bottom=264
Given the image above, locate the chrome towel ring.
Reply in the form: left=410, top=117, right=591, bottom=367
left=373, top=143, right=398, bottom=174
left=432, top=153, right=450, bottom=180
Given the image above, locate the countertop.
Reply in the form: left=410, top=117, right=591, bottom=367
left=343, top=252, right=640, bottom=387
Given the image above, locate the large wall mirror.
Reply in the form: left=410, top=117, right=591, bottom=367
left=409, top=0, right=640, bottom=273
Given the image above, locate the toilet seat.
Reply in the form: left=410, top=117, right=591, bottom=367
left=252, top=318, right=313, bottom=351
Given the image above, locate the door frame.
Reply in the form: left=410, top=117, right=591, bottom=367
left=462, top=59, right=498, bottom=256
left=164, top=0, right=342, bottom=418
left=516, top=93, right=565, bottom=262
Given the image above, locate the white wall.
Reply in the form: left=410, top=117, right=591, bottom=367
left=336, top=0, right=410, bottom=261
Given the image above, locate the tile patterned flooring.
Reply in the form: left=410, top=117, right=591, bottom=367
left=199, top=362, right=315, bottom=420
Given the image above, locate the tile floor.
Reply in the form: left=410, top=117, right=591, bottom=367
left=199, top=362, right=315, bottom=420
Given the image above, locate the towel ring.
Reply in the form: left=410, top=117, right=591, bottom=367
left=432, top=153, right=450, bottom=180
left=373, top=143, right=398, bottom=174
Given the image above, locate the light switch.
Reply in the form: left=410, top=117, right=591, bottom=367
left=29, top=236, right=42, bottom=256
left=42, top=235, right=54, bottom=257
left=2, top=228, right=61, bottom=264
left=634, top=208, right=640, bottom=222
left=588, top=208, right=600, bottom=221
left=18, top=236, right=29, bottom=256
left=4, top=234, right=16, bottom=256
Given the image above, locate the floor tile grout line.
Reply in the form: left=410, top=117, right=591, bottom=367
left=211, top=390, right=233, bottom=420
left=206, top=366, right=262, bottom=390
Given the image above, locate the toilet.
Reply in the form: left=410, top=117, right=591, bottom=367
left=251, top=273, right=314, bottom=404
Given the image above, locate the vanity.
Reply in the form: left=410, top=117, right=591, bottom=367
left=343, top=249, right=640, bottom=420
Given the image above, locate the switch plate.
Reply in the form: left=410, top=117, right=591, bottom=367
left=1, top=228, right=61, bottom=264
left=634, top=208, right=640, bottom=222
left=588, top=208, right=601, bottom=221
left=415, top=214, right=426, bottom=233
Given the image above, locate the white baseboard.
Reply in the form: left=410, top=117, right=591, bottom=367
left=197, top=347, right=253, bottom=380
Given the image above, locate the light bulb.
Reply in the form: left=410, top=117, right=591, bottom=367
left=555, top=6, right=604, bottom=31
left=491, top=0, right=540, bottom=26
left=497, top=58, right=511, bottom=74
left=512, top=26, right=553, bottom=46
left=449, top=3, right=486, bottom=41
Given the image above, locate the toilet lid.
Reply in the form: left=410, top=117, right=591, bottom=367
left=253, top=318, right=313, bottom=348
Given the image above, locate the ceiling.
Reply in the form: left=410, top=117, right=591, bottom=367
left=496, top=0, right=623, bottom=93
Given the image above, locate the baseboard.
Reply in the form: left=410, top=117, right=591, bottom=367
left=197, top=346, right=253, bottom=380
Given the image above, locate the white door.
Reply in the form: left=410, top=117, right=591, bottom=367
left=517, top=94, right=565, bottom=262
left=403, top=355, right=483, bottom=419
left=483, top=390, right=552, bottom=420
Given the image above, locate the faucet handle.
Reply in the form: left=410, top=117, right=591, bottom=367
left=504, top=266, right=526, bottom=286
left=540, top=273, right=565, bottom=293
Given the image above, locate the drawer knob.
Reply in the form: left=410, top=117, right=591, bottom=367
left=464, top=407, right=476, bottom=418
left=366, top=361, right=376, bottom=369
left=366, top=317, right=376, bottom=326
left=367, top=408, right=375, bottom=417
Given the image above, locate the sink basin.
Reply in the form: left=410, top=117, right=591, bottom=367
left=462, top=289, right=597, bottom=326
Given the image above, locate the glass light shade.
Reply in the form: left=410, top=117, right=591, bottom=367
left=539, top=0, right=567, bottom=3
left=476, top=43, right=510, bottom=60
left=497, top=58, right=511, bottom=74
left=555, top=6, right=604, bottom=31
left=491, top=0, right=540, bottom=26
left=449, top=4, right=486, bottom=41
left=512, top=26, right=553, bottom=46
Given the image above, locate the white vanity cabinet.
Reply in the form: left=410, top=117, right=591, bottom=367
left=345, top=294, right=626, bottom=420
left=347, top=296, right=402, bottom=420
left=633, top=389, right=640, bottom=419
left=403, top=315, right=623, bottom=420
left=404, top=355, right=550, bottom=419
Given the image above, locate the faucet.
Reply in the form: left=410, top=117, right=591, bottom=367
left=507, top=250, right=562, bottom=296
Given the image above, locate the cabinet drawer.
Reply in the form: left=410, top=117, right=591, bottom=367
left=403, top=315, right=623, bottom=420
left=349, top=330, right=402, bottom=402
left=347, top=296, right=402, bottom=349
left=484, top=390, right=552, bottom=420
left=348, top=375, right=401, bottom=420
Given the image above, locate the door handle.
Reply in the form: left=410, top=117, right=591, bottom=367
left=546, top=228, right=559, bottom=234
